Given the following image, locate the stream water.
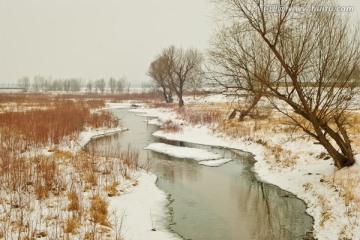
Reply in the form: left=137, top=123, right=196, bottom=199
left=86, top=108, right=314, bottom=240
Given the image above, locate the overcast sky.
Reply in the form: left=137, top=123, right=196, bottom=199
left=0, top=0, right=214, bottom=86
left=0, top=0, right=359, bottom=86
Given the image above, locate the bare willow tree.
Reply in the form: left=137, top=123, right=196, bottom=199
left=148, top=45, right=203, bottom=107
left=148, top=55, right=174, bottom=103
left=208, top=24, right=273, bottom=120
left=116, top=77, right=127, bottom=94
left=95, top=79, right=106, bottom=94
left=109, top=77, right=116, bottom=93
left=17, top=76, right=30, bottom=92
left=87, top=80, right=93, bottom=93
left=213, top=0, right=360, bottom=168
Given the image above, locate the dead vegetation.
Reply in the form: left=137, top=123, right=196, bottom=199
left=160, top=120, right=183, bottom=133
left=176, top=107, right=222, bottom=126
left=0, top=94, right=138, bottom=239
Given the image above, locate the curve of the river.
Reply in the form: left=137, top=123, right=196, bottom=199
left=86, top=108, right=314, bottom=240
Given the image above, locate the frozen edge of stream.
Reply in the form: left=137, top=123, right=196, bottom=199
left=80, top=128, right=182, bottom=240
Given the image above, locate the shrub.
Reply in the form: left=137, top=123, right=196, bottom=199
left=85, top=172, right=98, bottom=186
left=90, top=195, right=109, bottom=226
left=160, top=120, right=182, bottom=133
left=67, top=191, right=80, bottom=211
left=87, top=111, right=119, bottom=128
left=64, top=217, right=78, bottom=234
left=104, top=181, right=120, bottom=197
left=35, top=185, right=49, bottom=200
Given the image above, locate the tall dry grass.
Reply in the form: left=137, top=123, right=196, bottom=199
left=0, top=95, right=131, bottom=239
left=0, top=99, right=118, bottom=147
left=160, top=120, right=183, bottom=133
left=175, top=106, right=223, bottom=126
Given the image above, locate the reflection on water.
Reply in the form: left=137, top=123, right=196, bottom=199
left=86, top=109, right=314, bottom=240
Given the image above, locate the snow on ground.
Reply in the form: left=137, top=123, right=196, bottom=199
left=145, top=142, right=223, bottom=161
left=55, top=127, right=127, bottom=154
left=184, top=93, right=234, bottom=103
left=131, top=104, right=360, bottom=240
left=105, top=102, right=145, bottom=110
left=145, top=142, right=233, bottom=166
left=109, top=171, right=180, bottom=240
left=198, top=158, right=233, bottom=167
left=130, top=107, right=176, bottom=119
left=79, top=127, right=125, bottom=145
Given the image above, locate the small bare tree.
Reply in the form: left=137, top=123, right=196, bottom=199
left=87, top=80, right=93, bottom=93
left=116, top=77, right=126, bottom=94
left=17, top=76, right=30, bottom=92
left=149, top=46, right=203, bottom=107
left=33, top=75, right=45, bottom=92
left=208, top=23, right=270, bottom=120
left=63, top=79, right=71, bottom=92
left=148, top=55, right=173, bottom=103
left=164, top=46, right=203, bottom=107
left=213, top=0, right=360, bottom=168
left=109, top=78, right=116, bottom=94
left=188, top=65, right=204, bottom=99
left=69, top=78, right=82, bottom=92
left=95, top=79, right=106, bottom=94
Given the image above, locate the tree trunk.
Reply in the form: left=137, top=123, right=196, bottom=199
left=316, top=129, right=355, bottom=168
left=228, top=109, right=237, bottom=120
left=263, top=38, right=356, bottom=169
left=178, top=98, right=184, bottom=107
left=168, top=92, right=173, bottom=103
left=239, top=94, right=262, bottom=121
left=161, top=87, right=169, bottom=103
left=163, top=92, right=170, bottom=103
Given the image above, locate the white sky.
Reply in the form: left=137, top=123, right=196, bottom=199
left=0, top=0, right=359, bottom=86
left=0, top=0, right=214, bottom=86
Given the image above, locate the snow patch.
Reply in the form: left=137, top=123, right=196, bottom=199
left=109, top=171, right=180, bottom=240
left=106, top=102, right=144, bottom=109
left=198, top=158, right=232, bottom=167
left=145, top=143, right=223, bottom=161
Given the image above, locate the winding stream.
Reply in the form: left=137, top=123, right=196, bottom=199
left=86, top=108, right=314, bottom=240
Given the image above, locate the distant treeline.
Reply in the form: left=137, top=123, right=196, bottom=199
left=17, top=75, right=138, bottom=93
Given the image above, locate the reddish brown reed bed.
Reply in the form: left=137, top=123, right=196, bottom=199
left=0, top=91, right=164, bottom=108
left=59, top=91, right=163, bottom=102
left=0, top=102, right=88, bottom=145
left=0, top=93, right=54, bottom=105
left=88, top=110, right=119, bottom=128
left=0, top=99, right=119, bottom=147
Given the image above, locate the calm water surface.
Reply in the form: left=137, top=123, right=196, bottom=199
left=87, top=108, right=314, bottom=240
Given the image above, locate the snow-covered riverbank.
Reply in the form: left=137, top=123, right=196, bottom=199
left=63, top=125, right=181, bottom=240
left=126, top=102, right=360, bottom=240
